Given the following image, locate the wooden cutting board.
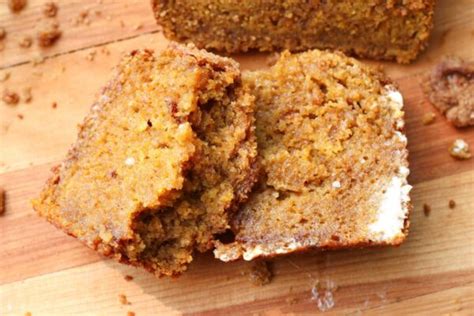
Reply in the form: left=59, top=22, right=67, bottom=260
left=1, top=1, right=473, bottom=315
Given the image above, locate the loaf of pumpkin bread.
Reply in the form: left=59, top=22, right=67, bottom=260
left=152, top=0, right=435, bottom=63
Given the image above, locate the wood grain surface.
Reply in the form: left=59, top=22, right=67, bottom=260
left=1, top=0, right=473, bottom=315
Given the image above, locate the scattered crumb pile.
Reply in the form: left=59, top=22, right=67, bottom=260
left=422, top=56, right=474, bottom=128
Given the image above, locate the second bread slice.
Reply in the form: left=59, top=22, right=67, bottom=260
left=215, top=50, right=412, bottom=262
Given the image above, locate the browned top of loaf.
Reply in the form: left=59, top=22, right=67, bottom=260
left=152, top=0, right=435, bottom=63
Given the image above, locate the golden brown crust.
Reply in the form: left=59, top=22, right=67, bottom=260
left=33, top=43, right=258, bottom=276
left=215, top=50, right=411, bottom=262
left=152, top=0, right=435, bottom=63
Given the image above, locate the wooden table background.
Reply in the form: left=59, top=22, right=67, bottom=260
left=0, top=1, right=473, bottom=315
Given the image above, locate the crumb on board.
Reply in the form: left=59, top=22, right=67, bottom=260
left=124, top=275, right=134, bottom=281
left=248, top=260, right=273, bottom=286
left=8, top=0, right=27, bottom=13
left=0, top=187, right=5, bottom=216
left=32, top=55, right=46, bottom=65
left=449, top=199, right=456, bottom=209
left=37, top=22, right=62, bottom=47
left=24, top=312, right=32, bottom=316
left=0, top=27, right=6, bottom=40
left=118, top=294, right=130, bottom=305
left=449, top=139, right=472, bottom=160
left=43, top=2, right=58, bottom=18
left=421, top=56, right=474, bottom=128
left=127, top=312, right=135, bottom=316
left=423, top=203, right=431, bottom=217
left=86, top=50, right=97, bottom=61
left=100, top=46, right=110, bottom=55
left=0, top=72, right=10, bottom=82
left=2, top=90, right=20, bottom=105
left=22, top=87, right=32, bottom=103
left=72, top=9, right=90, bottom=26
left=52, top=102, right=57, bottom=109
left=17, top=113, right=24, bottom=120
left=311, top=279, right=337, bottom=312
left=19, top=35, right=33, bottom=48
left=134, top=23, right=143, bottom=31
left=285, top=296, right=299, bottom=305
left=422, top=112, right=436, bottom=125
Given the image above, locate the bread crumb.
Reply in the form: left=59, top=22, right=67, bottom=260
left=134, top=23, right=143, bottom=31
left=449, top=199, right=456, bottom=209
left=2, top=90, right=20, bottom=105
left=421, top=56, right=474, bottom=128
left=19, top=35, right=33, bottom=48
left=127, top=312, right=135, bottom=316
left=73, top=9, right=90, bottom=26
left=119, top=20, right=125, bottom=28
left=124, top=275, right=134, bottom=281
left=24, top=312, right=32, bottom=316
left=17, top=113, right=24, bottom=120
left=0, top=72, right=10, bottom=82
left=0, top=27, right=6, bottom=40
left=248, top=261, right=273, bottom=286
left=0, top=187, right=5, bottom=215
left=8, top=0, right=27, bottom=13
left=37, top=22, right=62, bottom=47
left=100, top=46, right=110, bottom=55
left=52, top=102, right=57, bottom=109
left=449, top=139, right=471, bottom=160
left=86, top=50, right=96, bottom=61
left=422, top=112, right=436, bottom=125
left=311, top=280, right=337, bottom=312
left=118, top=294, right=130, bottom=305
left=22, top=87, right=32, bottom=103
left=286, top=296, right=299, bottom=305
left=43, top=2, right=58, bottom=18
left=32, top=55, right=45, bottom=65
left=423, top=203, right=431, bottom=217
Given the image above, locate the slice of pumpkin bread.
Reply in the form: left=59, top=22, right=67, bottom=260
left=215, top=50, right=411, bottom=262
left=33, top=43, right=258, bottom=276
